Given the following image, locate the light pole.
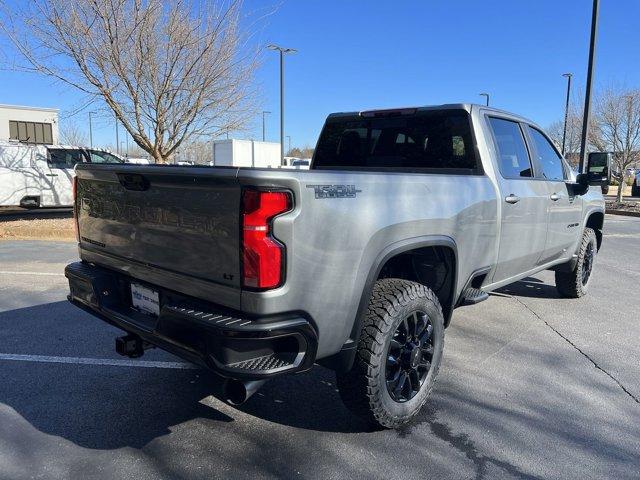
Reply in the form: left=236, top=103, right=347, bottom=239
left=286, top=135, right=291, bottom=155
left=115, top=114, right=119, bottom=154
left=267, top=44, right=297, bottom=166
left=579, top=0, right=600, bottom=173
left=479, top=93, right=490, bottom=106
left=561, top=73, right=573, bottom=156
left=262, top=111, right=271, bottom=141
left=88, top=111, right=96, bottom=148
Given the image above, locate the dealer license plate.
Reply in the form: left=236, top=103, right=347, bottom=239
left=131, top=282, right=160, bottom=317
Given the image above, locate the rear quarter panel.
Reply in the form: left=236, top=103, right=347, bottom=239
left=238, top=168, right=498, bottom=358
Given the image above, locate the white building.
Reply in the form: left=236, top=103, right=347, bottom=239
left=0, top=104, right=59, bottom=145
left=211, top=139, right=281, bottom=168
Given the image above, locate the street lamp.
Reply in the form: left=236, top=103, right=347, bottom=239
left=267, top=44, right=297, bottom=166
left=561, top=73, right=573, bottom=156
left=479, top=93, right=490, bottom=106
left=115, top=114, right=119, bottom=154
left=579, top=0, right=600, bottom=173
left=262, top=111, right=271, bottom=141
left=88, top=111, right=97, bottom=148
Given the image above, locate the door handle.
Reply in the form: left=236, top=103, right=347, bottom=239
left=550, top=193, right=560, bottom=201
left=45, top=173, right=58, bottom=177
left=505, top=194, right=520, bottom=204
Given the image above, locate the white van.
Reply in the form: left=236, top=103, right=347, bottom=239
left=0, top=141, right=124, bottom=208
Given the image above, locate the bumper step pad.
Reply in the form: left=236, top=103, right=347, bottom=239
left=229, top=353, right=294, bottom=371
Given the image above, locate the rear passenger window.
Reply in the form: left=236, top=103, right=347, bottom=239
left=488, top=117, right=532, bottom=178
left=528, top=127, right=565, bottom=181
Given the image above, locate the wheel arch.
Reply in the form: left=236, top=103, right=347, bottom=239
left=317, top=236, right=458, bottom=373
left=585, top=210, right=604, bottom=250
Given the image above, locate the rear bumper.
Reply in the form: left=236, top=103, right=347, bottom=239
left=65, top=261, right=317, bottom=380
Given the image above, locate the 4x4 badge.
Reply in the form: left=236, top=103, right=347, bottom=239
left=306, top=184, right=362, bottom=199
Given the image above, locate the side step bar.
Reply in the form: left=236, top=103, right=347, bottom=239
left=460, top=287, right=489, bottom=306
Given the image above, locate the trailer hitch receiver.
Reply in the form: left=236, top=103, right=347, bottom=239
left=115, top=334, right=153, bottom=358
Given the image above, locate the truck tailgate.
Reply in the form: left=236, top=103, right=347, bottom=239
left=75, top=165, right=241, bottom=289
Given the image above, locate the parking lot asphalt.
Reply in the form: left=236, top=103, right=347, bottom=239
left=0, top=215, right=638, bottom=480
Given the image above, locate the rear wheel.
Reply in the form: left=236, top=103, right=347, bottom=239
left=336, top=278, right=444, bottom=428
left=632, top=184, right=640, bottom=197
left=555, top=228, right=597, bottom=298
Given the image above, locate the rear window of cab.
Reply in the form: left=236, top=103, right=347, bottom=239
left=313, top=110, right=481, bottom=174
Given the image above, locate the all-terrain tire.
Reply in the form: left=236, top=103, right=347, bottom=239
left=336, top=278, right=445, bottom=429
left=632, top=184, right=640, bottom=197
left=555, top=228, right=598, bottom=298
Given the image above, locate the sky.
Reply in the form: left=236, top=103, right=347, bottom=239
left=1, top=0, right=639, bottom=150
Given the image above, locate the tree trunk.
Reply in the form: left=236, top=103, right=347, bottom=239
left=616, top=175, right=625, bottom=202
left=151, top=149, right=166, bottom=164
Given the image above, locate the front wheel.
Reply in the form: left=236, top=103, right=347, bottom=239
left=555, top=228, right=598, bottom=298
left=336, top=278, right=445, bottom=429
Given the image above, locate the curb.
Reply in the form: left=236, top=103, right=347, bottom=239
left=0, top=228, right=75, bottom=242
left=606, top=209, right=640, bottom=218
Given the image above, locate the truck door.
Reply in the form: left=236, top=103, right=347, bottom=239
left=524, top=125, right=583, bottom=264
left=41, top=148, right=83, bottom=206
left=487, top=116, right=550, bottom=283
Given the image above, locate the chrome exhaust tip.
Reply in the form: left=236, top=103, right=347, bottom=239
left=222, top=378, right=267, bottom=405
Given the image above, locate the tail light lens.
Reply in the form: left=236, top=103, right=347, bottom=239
left=72, top=175, right=80, bottom=242
left=242, top=189, right=292, bottom=289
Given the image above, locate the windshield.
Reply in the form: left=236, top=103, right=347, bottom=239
left=87, top=150, right=125, bottom=163
left=313, top=109, right=479, bottom=172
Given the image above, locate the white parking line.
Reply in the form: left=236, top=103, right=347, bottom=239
left=0, top=353, right=198, bottom=369
left=0, top=271, right=65, bottom=276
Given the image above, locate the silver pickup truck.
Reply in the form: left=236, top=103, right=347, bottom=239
left=65, top=104, right=609, bottom=428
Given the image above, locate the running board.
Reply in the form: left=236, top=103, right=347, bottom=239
left=460, top=287, right=489, bottom=306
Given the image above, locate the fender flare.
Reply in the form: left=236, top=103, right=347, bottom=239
left=319, top=235, right=458, bottom=373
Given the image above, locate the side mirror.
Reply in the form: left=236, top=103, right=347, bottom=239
left=570, top=173, right=590, bottom=196
left=585, top=152, right=612, bottom=186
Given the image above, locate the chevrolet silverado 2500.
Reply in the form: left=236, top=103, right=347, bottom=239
left=65, top=104, right=610, bottom=428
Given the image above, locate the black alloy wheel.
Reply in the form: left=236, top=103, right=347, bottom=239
left=385, top=310, right=434, bottom=403
left=581, top=241, right=595, bottom=286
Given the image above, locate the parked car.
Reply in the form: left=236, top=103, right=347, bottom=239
left=65, top=104, right=608, bottom=428
left=0, top=141, right=124, bottom=208
left=632, top=171, right=640, bottom=197
left=125, top=157, right=152, bottom=165
left=291, top=159, right=311, bottom=169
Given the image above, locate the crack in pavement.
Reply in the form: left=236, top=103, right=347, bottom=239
left=509, top=295, right=640, bottom=406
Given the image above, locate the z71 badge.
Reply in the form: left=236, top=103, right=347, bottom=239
left=306, top=184, right=362, bottom=199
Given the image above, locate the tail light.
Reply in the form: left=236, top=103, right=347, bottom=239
left=242, top=189, right=292, bottom=289
left=72, top=175, right=80, bottom=242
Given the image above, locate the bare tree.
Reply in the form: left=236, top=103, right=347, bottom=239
left=590, top=87, right=640, bottom=201
left=59, top=120, right=88, bottom=146
left=1, top=0, right=257, bottom=163
left=547, top=113, right=583, bottom=168
left=286, top=146, right=303, bottom=158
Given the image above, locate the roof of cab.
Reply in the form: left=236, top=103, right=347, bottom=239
left=326, top=103, right=537, bottom=126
